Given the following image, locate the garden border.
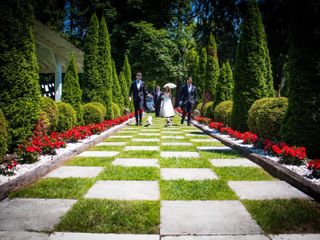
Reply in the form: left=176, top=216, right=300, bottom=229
left=192, top=121, right=320, bottom=202
left=0, top=118, right=135, bottom=200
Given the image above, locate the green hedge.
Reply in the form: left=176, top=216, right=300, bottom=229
left=40, top=97, right=59, bottom=132
left=56, top=102, right=77, bottom=132
left=112, top=103, right=121, bottom=118
left=203, top=101, right=214, bottom=118
left=196, top=102, right=203, bottom=113
left=0, top=109, right=8, bottom=159
left=214, top=100, right=233, bottom=126
left=91, top=102, right=106, bottom=119
left=248, top=97, right=288, bottom=140
left=83, top=103, right=105, bottom=125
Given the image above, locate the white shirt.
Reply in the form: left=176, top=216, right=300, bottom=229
left=188, top=84, right=192, bottom=93
left=136, top=80, right=141, bottom=89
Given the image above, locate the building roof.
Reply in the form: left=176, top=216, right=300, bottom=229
left=34, top=21, right=83, bottom=73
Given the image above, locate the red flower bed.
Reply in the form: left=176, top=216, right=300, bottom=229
left=1, top=159, right=18, bottom=176
left=307, top=159, right=320, bottom=178
left=194, top=116, right=211, bottom=125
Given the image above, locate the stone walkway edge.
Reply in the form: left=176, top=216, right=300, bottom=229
left=0, top=117, right=135, bottom=200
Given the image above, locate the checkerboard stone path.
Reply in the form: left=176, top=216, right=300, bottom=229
left=1, top=116, right=318, bottom=240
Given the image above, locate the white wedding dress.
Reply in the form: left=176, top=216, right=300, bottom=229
left=160, top=93, right=175, bottom=118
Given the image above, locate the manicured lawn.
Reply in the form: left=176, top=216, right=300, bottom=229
left=117, top=150, right=160, bottom=159
left=200, top=151, right=243, bottom=159
left=213, top=167, right=275, bottom=181
left=55, top=199, right=160, bottom=234
left=9, top=178, right=95, bottom=199
left=192, top=141, right=225, bottom=147
left=127, top=141, right=160, bottom=146
left=242, top=199, right=320, bottom=234
left=160, top=157, right=211, bottom=168
left=66, top=157, right=114, bottom=166
left=160, top=146, right=197, bottom=152
left=98, top=166, right=160, bottom=180
left=160, top=180, right=238, bottom=200
left=89, top=146, right=124, bottom=151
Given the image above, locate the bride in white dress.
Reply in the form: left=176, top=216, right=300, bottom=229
left=160, top=86, right=175, bottom=126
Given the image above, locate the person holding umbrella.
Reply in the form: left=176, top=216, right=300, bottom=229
left=160, top=83, right=176, bottom=126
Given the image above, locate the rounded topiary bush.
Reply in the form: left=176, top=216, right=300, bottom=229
left=248, top=97, right=288, bottom=140
left=0, top=109, right=8, bottom=159
left=196, top=102, right=203, bottom=112
left=91, top=102, right=106, bottom=119
left=56, top=102, right=77, bottom=132
left=214, top=100, right=233, bottom=126
left=83, top=103, right=104, bottom=125
left=203, top=101, right=214, bottom=118
left=112, top=103, right=121, bottom=118
left=40, top=97, right=59, bottom=132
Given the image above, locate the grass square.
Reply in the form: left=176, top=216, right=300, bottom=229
left=127, top=141, right=160, bottom=146
left=213, top=167, right=275, bottom=181
left=66, top=157, right=114, bottom=166
left=200, top=151, right=242, bottom=159
left=192, top=141, right=225, bottom=147
left=160, top=157, right=211, bottom=168
left=98, top=166, right=160, bottom=180
left=160, top=180, right=238, bottom=200
left=117, top=151, right=160, bottom=159
left=9, top=178, right=95, bottom=199
left=242, top=199, right=320, bottom=234
left=89, top=146, right=124, bottom=151
left=160, top=146, right=197, bottom=152
left=55, top=199, right=160, bottom=234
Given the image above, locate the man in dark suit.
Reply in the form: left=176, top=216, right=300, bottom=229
left=153, top=85, right=163, bottom=117
left=129, top=72, right=147, bottom=125
left=179, top=77, right=197, bottom=126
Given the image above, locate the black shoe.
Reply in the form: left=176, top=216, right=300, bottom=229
left=187, top=122, right=191, bottom=126
left=139, top=122, right=142, bottom=126
left=181, top=120, right=184, bottom=125
left=135, top=123, right=139, bottom=126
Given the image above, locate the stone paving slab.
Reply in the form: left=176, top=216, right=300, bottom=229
left=161, top=136, right=185, bottom=139
left=0, top=231, right=49, bottom=240
left=160, top=201, right=262, bottom=235
left=191, top=139, right=219, bottom=142
left=138, top=133, right=161, bottom=136
left=132, top=138, right=160, bottom=142
left=186, top=133, right=207, bottom=137
left=160, top=151, right=200, bottom=158
left=210, top=158, right=260, bottom=167
left=112, top=158, right=159, bottom=167
left=161, top=168, right=218, bottom=180
left=48, top=232, right=160, bottom=240
left=269, top=234, right=320, bottom=240
left=197, top=146, right=234, bottom=152
left=124, top=146, right=160, bottom=151
left=228, top=181, right=311, bottom=200
left=161, top=142, right=193, bottom=146
left=118, top=131, right=138, bottom=134
left=44, top=166, right=103, bottom=178
left=97, top=142, right=127, bottom=146
left=78, top=151, right=119, bottom=157
left=0, top=198, right=76, bottom=231
left=85, top=180, right=160, bottom=200
left=161, top=131, right=182, bottom=134
left=109, top=135, right=133, bottom=138
left=141, top=129, right=161, bottom=132
left=162, top=236, right=269, bottom=240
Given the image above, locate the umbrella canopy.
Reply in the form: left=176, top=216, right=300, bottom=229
left=163, top=83, right=177, bottom=89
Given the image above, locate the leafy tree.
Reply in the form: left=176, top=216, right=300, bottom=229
left=214, top=61, right=233, bottom=108
left=204, top=33, right=219, bottom=101
left=112, top=60, right=124, bottom=111
left=185, top=48, right=199, bottom=86
left=281, top=0, right=320, bottom=158
left=82, top=13, right=102, bottom=103
left=231, top=0, right=273, bottom=131
left=62, top=55, right=83, bottom=124
left=198, top=48, right=207, bottom=98
left=98, top=16, right=113, bottom=119
left=119, top=71, right=129, bottom=109
left=0, top=0, right=41, bottom=150
left=123, top=54, right=133, bottom=111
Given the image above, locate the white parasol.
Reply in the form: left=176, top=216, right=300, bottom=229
left=163, top=83, right=177, bottom=89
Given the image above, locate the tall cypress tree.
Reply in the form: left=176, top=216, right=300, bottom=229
left=82, top=13, right=102, bottom=103
left=123, top=54, right=133, bottom=111
left=186, top=48, right=199, bottom=86
left=119, top=71, right=129, bottom=109
left=231, top=0, right=273, bottom=131
left=112, top=60, right=124, bottom=111
left=198, top=48, right=207, bottom=98
left=281, top=0, right=320, bottom=158
left=204, top=33, right=220, bottom=101
left=214, top=61, right=234, bottom=108
left=0, top=0, right=40, bottom=150
left=98, top=16, right=113, bottom=119
left=62, top=56, right=83, bottom=124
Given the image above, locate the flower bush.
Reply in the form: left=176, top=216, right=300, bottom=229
left=307, top=160, right=320, bottom=179
left=1, top=159, right=17, bottom=176
left=194, top=116, right=211, bottom=125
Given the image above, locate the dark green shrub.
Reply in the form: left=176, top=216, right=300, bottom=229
left=214, top=61, right=233, bottom=109
left=214, top=100, right=233, bottom=126
left=112, top=103, right=121, bottom=118
left=56, top=102, right=77, bottom=132
left=91, top=102, right=106, bottom=119
left=205, top=33, right=219, bottom=100
left=40, top=97, right=59, bottom=132
left=248, top=97, right=288, bottom=140
left=0, top=109, right=8, bottom=159
left=203, top=101, right=214, bottom=118
left=196, top=102, right=203, bottom=113
left=83, top=103, right=104, bottom=125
